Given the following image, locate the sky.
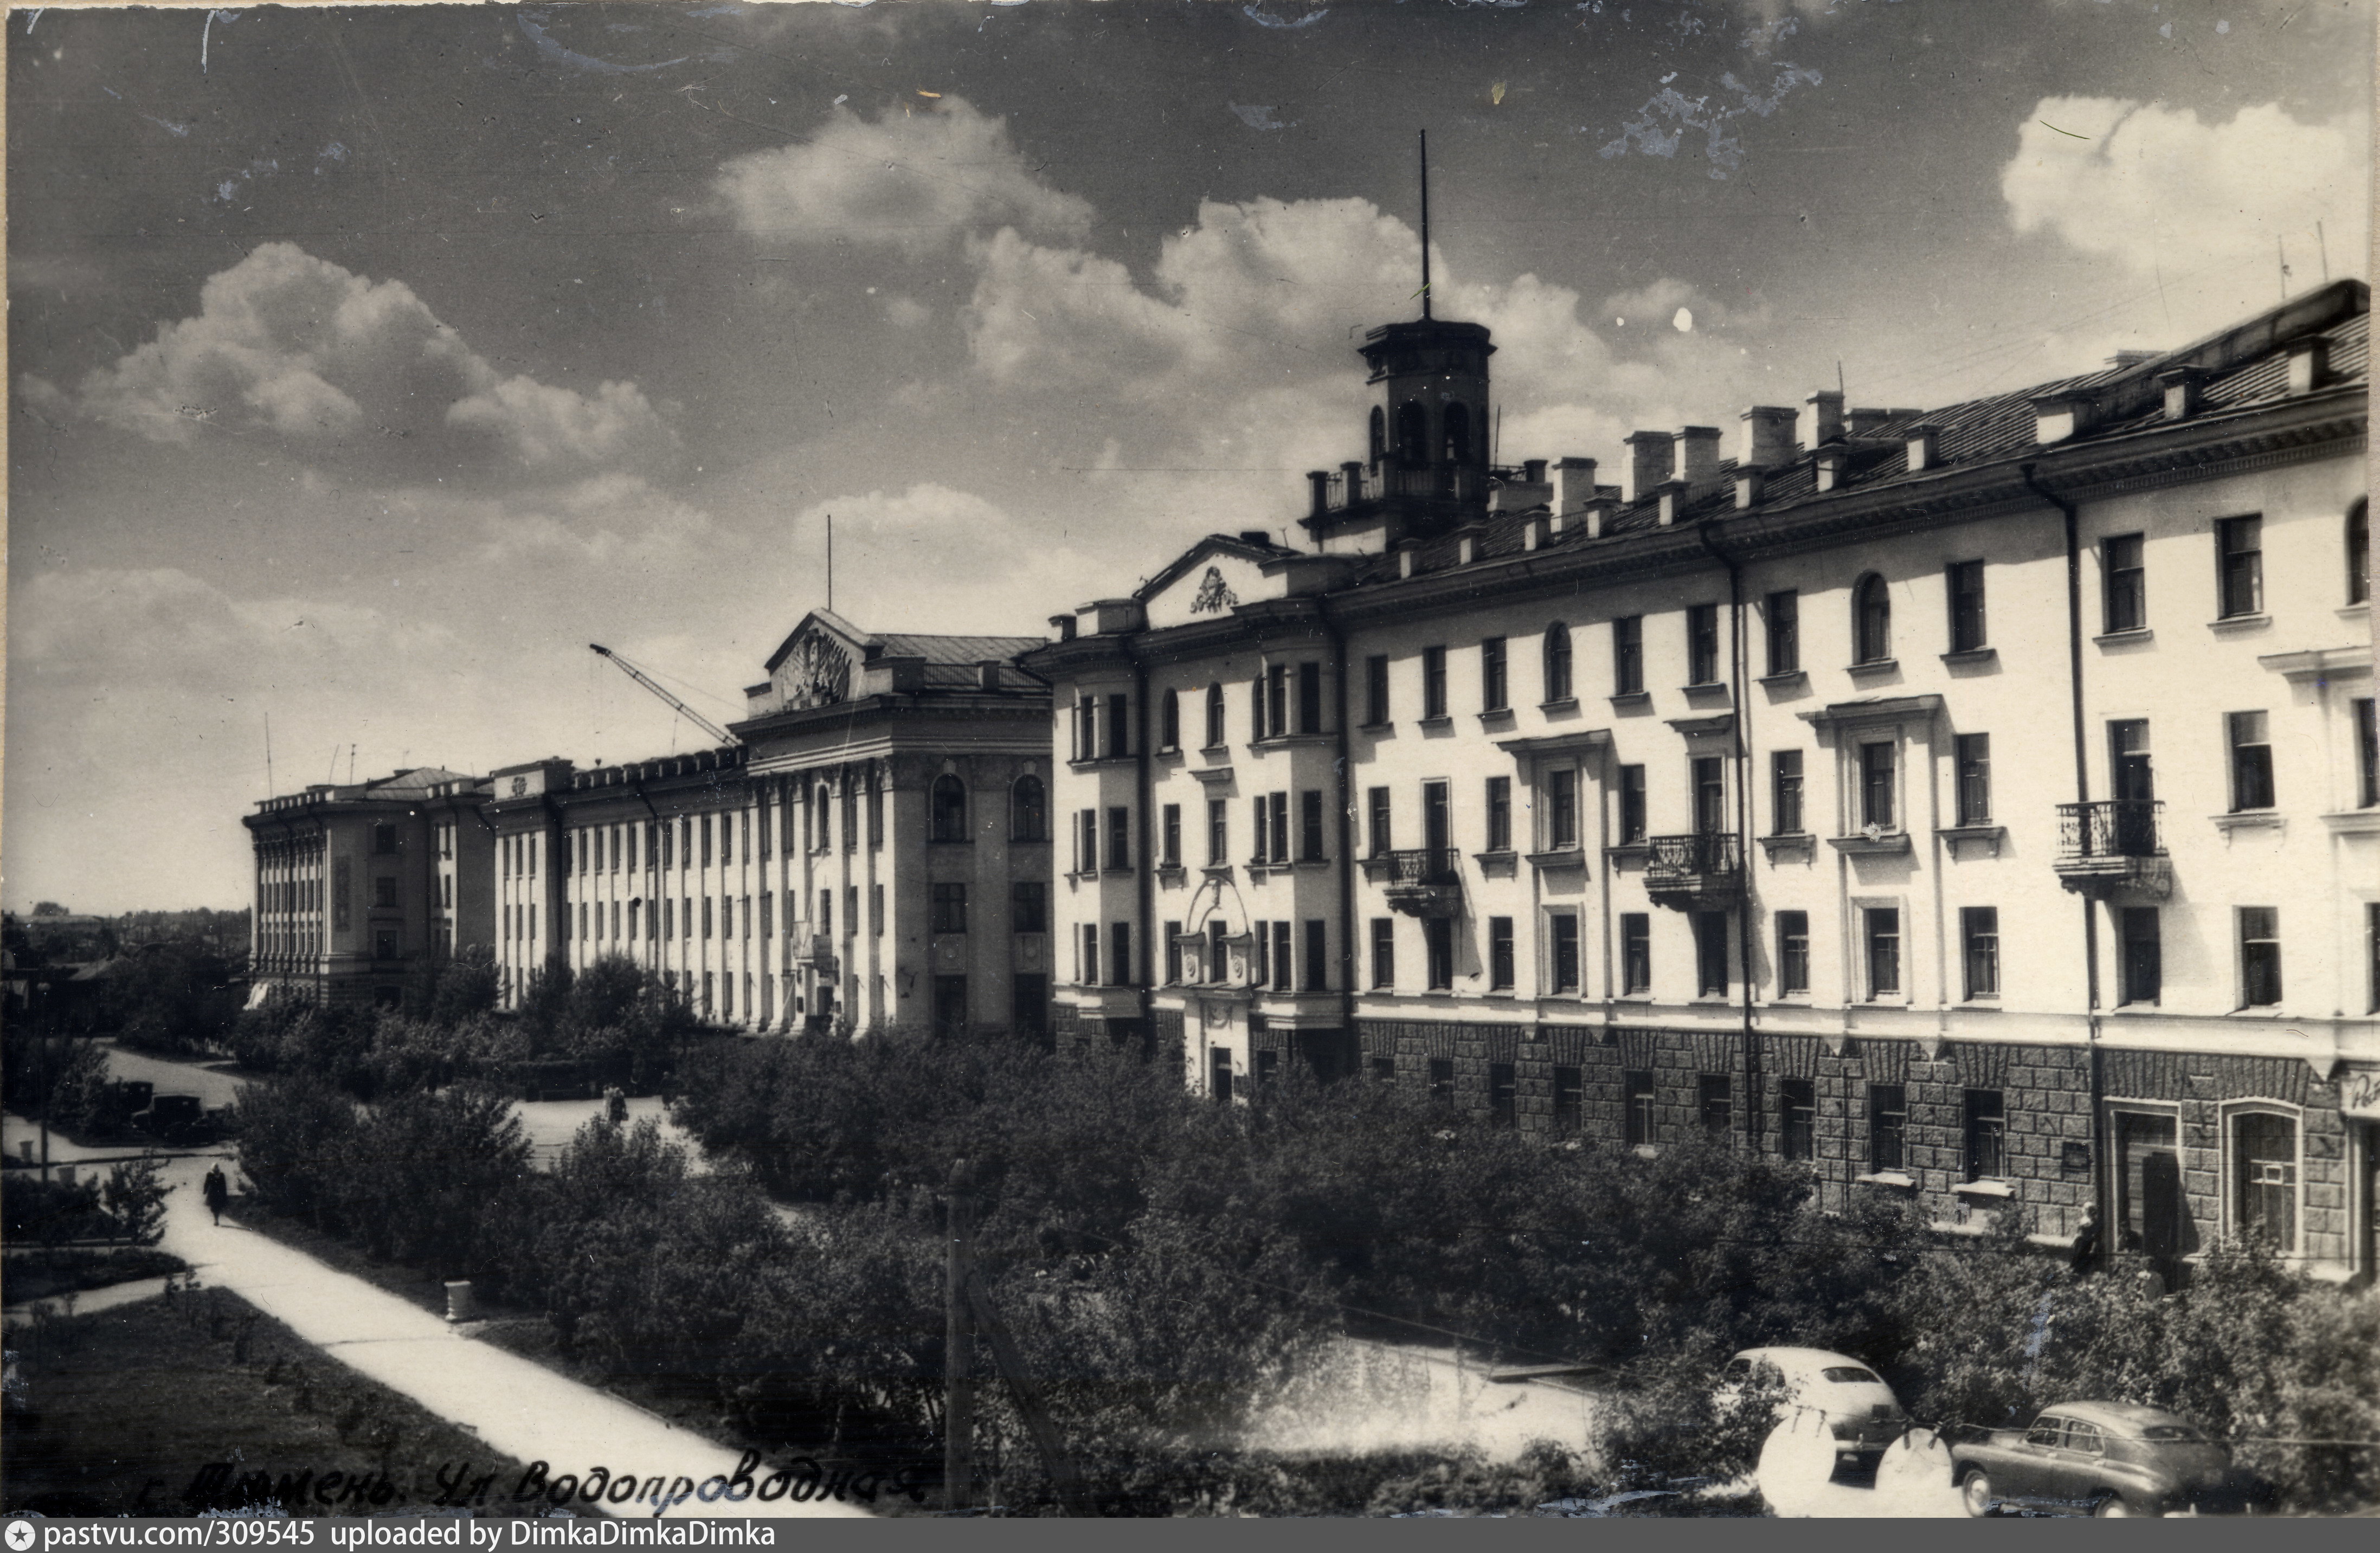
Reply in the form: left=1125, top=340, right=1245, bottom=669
left=5, top=0, right=2371, bottom=913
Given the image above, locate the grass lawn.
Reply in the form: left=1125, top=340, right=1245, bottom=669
left=3, top=1247, right=186, bottom=1305
left=2, top=1283, right=557, bottom=1517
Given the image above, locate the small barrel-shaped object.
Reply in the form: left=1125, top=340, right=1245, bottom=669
left=444, top=1281, right=479, bottom=1324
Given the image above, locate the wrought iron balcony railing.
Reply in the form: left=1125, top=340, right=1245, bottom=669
left=2056, top=800, right=2164, bottom=862
left=1642, top=832, right=1744, bottom=906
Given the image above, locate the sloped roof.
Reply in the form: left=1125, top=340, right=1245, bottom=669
left=360, top=767, right=478, bottom=798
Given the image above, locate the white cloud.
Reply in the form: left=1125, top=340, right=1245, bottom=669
left=716, top=96, right=1092, bottom=255
left=67, top=242, right=675, bottom=482
left=2002, top=97, right=2368, bottom=341
left=790, top=483, right=1097, bottom=633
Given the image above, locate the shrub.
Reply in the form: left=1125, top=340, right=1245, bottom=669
left=228, top=1074, right=359, bottom=1227
left=333, top=1084, right=532, bottom=1275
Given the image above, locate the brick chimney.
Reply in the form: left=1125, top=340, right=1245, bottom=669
left=2288, top=337, right=2330, bottom=394
left=1555, top=457, right=1599, bottom=515
left=1674, top=426, right=1723, bottom=494
left=1804, top=390, right=1845, bottom=448
left=1739, top=407, right=1798, bottom=470
left=1625, top=430, right=1673, bottom=503
left=1904, top=424, right=1941, bottom=473
left=1845, top=407, right=1892, bottom=439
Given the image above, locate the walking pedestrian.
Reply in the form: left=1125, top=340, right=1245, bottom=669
left=202, top=1163, right=229, bottom=1227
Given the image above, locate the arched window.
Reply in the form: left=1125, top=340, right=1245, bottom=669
left=1395, top=402, right=1428, bottom=465
left=1160, top=688, right=1181, bottom=751
left=930, top=774, right=969, bottom=843
left=1010, top=775, right=1047, bottom=842
left=1204, top=683, right=1225, bottom=749
left=1853, top=574, right=1893, bottom=665
left=2349, top=498, right=2370, bottom=605
left=1368, top=405, right=1386, bottom=467
left=1443, top=402, right=1472, bottom=466
left=1542, top=623, right=1573, bottom=703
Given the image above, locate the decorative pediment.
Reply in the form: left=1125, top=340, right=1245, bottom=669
left=779, top=631, right=854, bottom=710
left=1138, top=536, right=1291, bottom=629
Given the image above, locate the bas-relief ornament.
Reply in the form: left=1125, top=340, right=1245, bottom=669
left=1189, top=566, right=1239, bottom=616
left=783, top=634, right=852, bottom=709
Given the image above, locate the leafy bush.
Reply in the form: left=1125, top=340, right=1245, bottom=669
left=229, top=1074, right=359, bottom=1227
left=331, top=1084, right=532, bottom=1275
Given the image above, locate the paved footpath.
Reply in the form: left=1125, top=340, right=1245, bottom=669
left=110, top=1150, right=869, bottom=1519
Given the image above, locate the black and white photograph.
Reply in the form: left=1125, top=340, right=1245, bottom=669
left=4, top=0, right=2376, bottom=1521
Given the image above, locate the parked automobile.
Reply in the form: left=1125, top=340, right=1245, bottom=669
left=1716, top=1347, right=1907, bottom=1468
left=1951, top=1402, right=2266, bottom=1517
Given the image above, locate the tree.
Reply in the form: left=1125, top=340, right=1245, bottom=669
left=31, top=900, right=68, bottom=918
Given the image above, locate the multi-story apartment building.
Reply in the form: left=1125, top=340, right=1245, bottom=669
left=1027, top=281, right=2378, bottom=1282
left=481, top=611, right=1051, bottom=1035
left=244, top=767, right=492, bottom=1008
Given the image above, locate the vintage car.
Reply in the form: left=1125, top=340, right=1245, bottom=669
left=1952, top=1402, right=2265, bottom=1517
left=1716, top=1347, right=1907, bottom=1468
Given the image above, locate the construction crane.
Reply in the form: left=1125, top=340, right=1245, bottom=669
left=589, top=643, right=737, bottom=746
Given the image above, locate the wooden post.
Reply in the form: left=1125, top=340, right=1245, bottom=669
left=943, top=1158, right=975, bottom=1514
left=967, top=1272, right=1095, bottom=1516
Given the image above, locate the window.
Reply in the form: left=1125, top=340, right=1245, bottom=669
left=1107, top=692, right=1130, bottom=758
left=1428, top=1058, right=1455, bottom=1106
left=2240, top=907, right=2282, bottom=1007
left=1692, top=756, right=1726, bottom=835
left=1079, top=924, right=1098, bottom=985
left=1160, top=688, right=1180, bottom=751
left=931, top=775, right=968, bottom=842
left=1549, top=766, right=1578, bottom=849
left=1869, top=1084, right=1908, bottom=1172
left=1208, top=920, right=1228, bottom=984
left=2120, top=907, right=2162, bottom=1006
left=2217, top=515, right=2263, bottom=618
left=701, top=898, right=713, bottom=940
left=372, top=824, right=397, bottom=856
left=1264, top=665, right=1287, bottom=739
left=1613, top=616, right=1644, bottom=694
left=1553, top=1068, right=1583, bottom=1133
left=2102, top=533, right=2147, bottom=633
left=374, top=875, right=398, bottom=908
left=1776, top=911, right=1810, bottom=995
left=2348, top=500, right=2372, bottom=604
left=872, top=884, right=885, bottom=936
left=1368, top=1055, right=1395, bottom=1085
left=374, top=930, right=398, bottom=961
left=1621, top=913, right=1651, bottom=995
left=1299, top=790, right=1325, bottom=861
left=1687, top=603, right=1721, bottom=686
left=931, top=883, right=967, bottom=935
left=1481, top=636, right=1509, bottom=711
left=1371, top=918, right=1395, bottom=989
left=1364, top=655, right=1391, bottom=726
left=1207, top=799, right=1228, bottom=867
left=1489, top=917, right=1515, bottom=990
left=1543, top=624, right=1573, bottom=703
left=1303, top=919, right=1328, bottom=992
left=1164, top=922, right=1183, bottom=985
left=1205, top=683, right=1226, bottom=748
left=1424, top=917, right=1455, bottom=990
left=1110, top=921, right=1134, bottom=988
left=1485, top=776, right=1512, bottom=852
left=817, top=890, right=831, bottom=939
left=1421, top=646, right=1449, bottom=719
left=1012, top=881, right=1047, bottom=935
left=2356, top=697, right=2378, bottom=808
left=1947, top=560, right=1987, bottom=652
left=1099, top=805, right=1128, bottom=871
left=1011, top=775, right=1047, bottom=842
left=1859, top=742, right=1896, bottom=830
left=1077, top=809, right=1099, bottom=874
left=1297, top=661, right=1323, bottom=734
left=1853, top=574, right=1892, bottom=663
left=1396, top=401, right=1427, bottom=463
left=1863, top=907, right=1902, bottom=998
left=1780, top=1079, right=1816, bottom=1162
left=1771, top=750, right=1804, bottom=835
left=1255, top=1048, right=1280, bottom=1090
left=1624, top=1071, right=1656, bottom=1147
left=1961, top=907, right=2000, bottom=999
left=1162, top=804, right=1182, bottom=867
left=1694, top=912, right=1728, bottom=996
left=2233, top=1111, right=2299, bottom=1251
left=1955, top=733, right=1992, bottom=825
left=1965, top=1090, right=2006, bottom=1181
left=1765, top=589, right=1800, bottom=675
left=1618, top=765, right=1646, bottom=844
left=1699, top=1075, right=1733, bottom=1138
left=1012, top=974, right=1049, bottom=1039
left=2369, top=903, right=2379, bottom=1014
left=2228, top=711, right=2275, bottom=811
left=1490, top=1063, right=1517, bottom=1126
left=1550, top=913, right=1581, bottom=993
left=1369, top=404, right=1386, bottom=465
left=1444, top=401, right=1472, bottom=464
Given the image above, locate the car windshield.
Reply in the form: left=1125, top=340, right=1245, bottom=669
left=1821, top=1367, right=1880, bottom=1384
left=2138, top=1425, right=2207, bottom=1442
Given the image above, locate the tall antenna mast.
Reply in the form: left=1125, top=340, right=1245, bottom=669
left=826, top=512, right=834, bottom=614
left=263, top=712, right=274, bottom=798
left=1418, top=130, right=1432, bottom=320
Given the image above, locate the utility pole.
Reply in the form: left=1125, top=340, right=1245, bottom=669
left=944, top=1158, right=976, bottom=1515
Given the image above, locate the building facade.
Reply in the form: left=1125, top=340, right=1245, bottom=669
left=1027, top=281, right=2379, bottom=1283
left=244, top=767, right=491, bottom=1008
left=475, top=612, right=1052, bottom=1036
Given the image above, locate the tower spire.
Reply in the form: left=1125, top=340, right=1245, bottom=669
left=1418, top=129, right=1432, bottom=320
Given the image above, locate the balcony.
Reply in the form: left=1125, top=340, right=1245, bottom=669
left=1642, top=832, right=1744, bottom=910
left=2053, top=801, right=2171, bottom=899
left=1363, top=848, right=1463, bottom=918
